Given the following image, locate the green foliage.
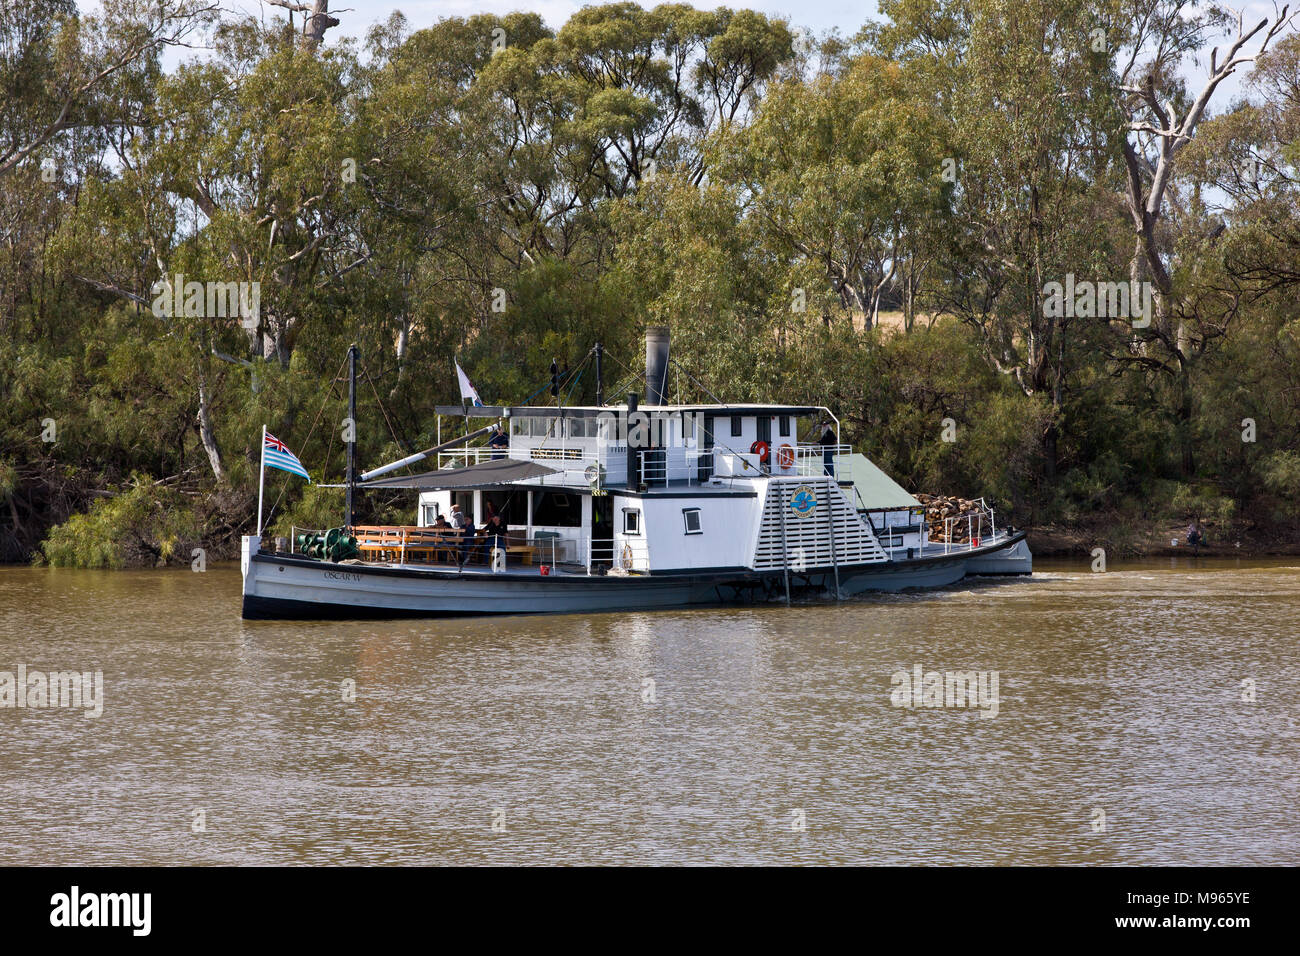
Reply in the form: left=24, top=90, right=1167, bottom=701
left=3, top=1, right=1300, bottom=566
left=40, top=480, right=203, bottom=569
left=1261, top=451, right=1300, bottom=499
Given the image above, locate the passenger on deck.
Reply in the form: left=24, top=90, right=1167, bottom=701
left=817, top=420, right=837, bottom=476
left=484, top=511, right=508, bottom=562
left=488, top=424, right=509, bottom=459
left=449, top=504, right=472, bottom=567
left=458, top=523, right=483, bottom=567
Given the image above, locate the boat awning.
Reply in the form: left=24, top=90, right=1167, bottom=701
left=358, top=458, right=559, bottom=490
left=839, top=454, right=922, bottom=509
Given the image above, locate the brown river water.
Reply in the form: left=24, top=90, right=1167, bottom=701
left=0, top=558, right=1296, bottom=865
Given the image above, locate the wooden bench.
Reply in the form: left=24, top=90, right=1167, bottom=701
left=352, top=525, right=459, bottom=564
left=351, top=525, right=540, bottom=567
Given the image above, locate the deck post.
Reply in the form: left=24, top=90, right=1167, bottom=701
left=778, top=480, right=791, bottom=605
left=826, top=478, right=841, bottom=600
left=257, top=424, right=266, bottom=535
left=345, top=343, right=358, bottom=530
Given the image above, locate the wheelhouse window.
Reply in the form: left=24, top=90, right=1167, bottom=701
left=598, top=414, right=618, bottom=441
left=730, top=415, right=742, bottom=436
left=682, top=508, right=702, bottom=535
left=778, top=415, right=790, bottom=437
left=623, top=508, right=641, bottom=534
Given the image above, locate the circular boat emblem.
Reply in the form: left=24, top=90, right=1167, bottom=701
left=789, top=485, right=817, bottom=518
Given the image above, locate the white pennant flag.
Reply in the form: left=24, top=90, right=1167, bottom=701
left=455, top=360, right=483, bottom=406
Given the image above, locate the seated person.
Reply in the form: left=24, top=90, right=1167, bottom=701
left=483, top=512, right=508, bottom=560
left=458, top=521, right=483, bottom=567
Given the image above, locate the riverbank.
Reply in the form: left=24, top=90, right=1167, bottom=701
left=1027, top=519, right=1300, bottom=558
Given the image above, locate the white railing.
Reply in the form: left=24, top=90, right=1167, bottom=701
left=638, top=449, right=715, bottom=486
left=588, top=539, right=650, bottom=573
left=432, top=441, right=858, bottom=487
left=930, top=498, right=1000, bottom=554
left=794, top=443, right=853, bottom=482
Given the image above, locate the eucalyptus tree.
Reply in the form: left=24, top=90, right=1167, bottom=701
left=49, top=14, right=367, bottom=484
left=0, top=0, right=215, bottom=181
left=1113, top=0, right=1295, bottom=474
left=868, top=0, right=1130, bottom=478
left=714, top=52, right=949, bottom=330
left=1177, top=33, right=1300, bottom=495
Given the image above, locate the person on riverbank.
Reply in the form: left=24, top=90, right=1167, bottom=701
left=1187, top=522, right=1204, bottom=549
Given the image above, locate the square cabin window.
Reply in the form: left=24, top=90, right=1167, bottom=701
left=623, top=508, right=641, bottom=535
left=682, top=508, right=702, bottom=535
left=730, top=415, right=743, bottom=437
left=779, top=415, right=790, bottom=437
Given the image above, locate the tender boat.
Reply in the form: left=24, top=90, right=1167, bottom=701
left=240, top=329, right=1031, bottom=619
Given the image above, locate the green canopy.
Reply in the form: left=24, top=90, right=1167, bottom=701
left=838, top=454, right=921, bottom=510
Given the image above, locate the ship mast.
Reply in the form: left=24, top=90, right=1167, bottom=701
left=345, top=342, right=358, bottom=529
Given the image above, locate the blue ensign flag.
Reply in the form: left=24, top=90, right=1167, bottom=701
left=263, top=431, right=311, bottom=482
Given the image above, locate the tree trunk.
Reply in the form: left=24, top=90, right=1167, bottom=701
left=196, top=364, right=225, bottom=484
left=392, top=310, right=410, bottom=398
left=1176, top=363, right=1195, bottom=478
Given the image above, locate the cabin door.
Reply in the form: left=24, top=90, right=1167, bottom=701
left=591, top=495, right=614, bottom=569
left=756, top=417, right=773, bottom=472
left=699, top=416, right=715, bottom=482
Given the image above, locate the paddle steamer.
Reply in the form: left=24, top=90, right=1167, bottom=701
left=240, top=329, right=1031, bottom=618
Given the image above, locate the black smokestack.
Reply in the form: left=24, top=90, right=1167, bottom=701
left=645, top=326, right=669, bottom=406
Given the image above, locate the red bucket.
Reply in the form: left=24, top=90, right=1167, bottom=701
left=539, top=565, right=550, bottom=576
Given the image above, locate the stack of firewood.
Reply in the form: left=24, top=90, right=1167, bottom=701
left=915, top=493, right=983, bottom=542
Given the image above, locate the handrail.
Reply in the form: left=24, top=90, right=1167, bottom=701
left=588, top=538, right=650, bottom=573
left=932, top=498, right=1003, bottom=554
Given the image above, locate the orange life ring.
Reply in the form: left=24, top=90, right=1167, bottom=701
left=776, top=443, right=795, bottom=469
left=750, top=440, right=770, bottom=464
